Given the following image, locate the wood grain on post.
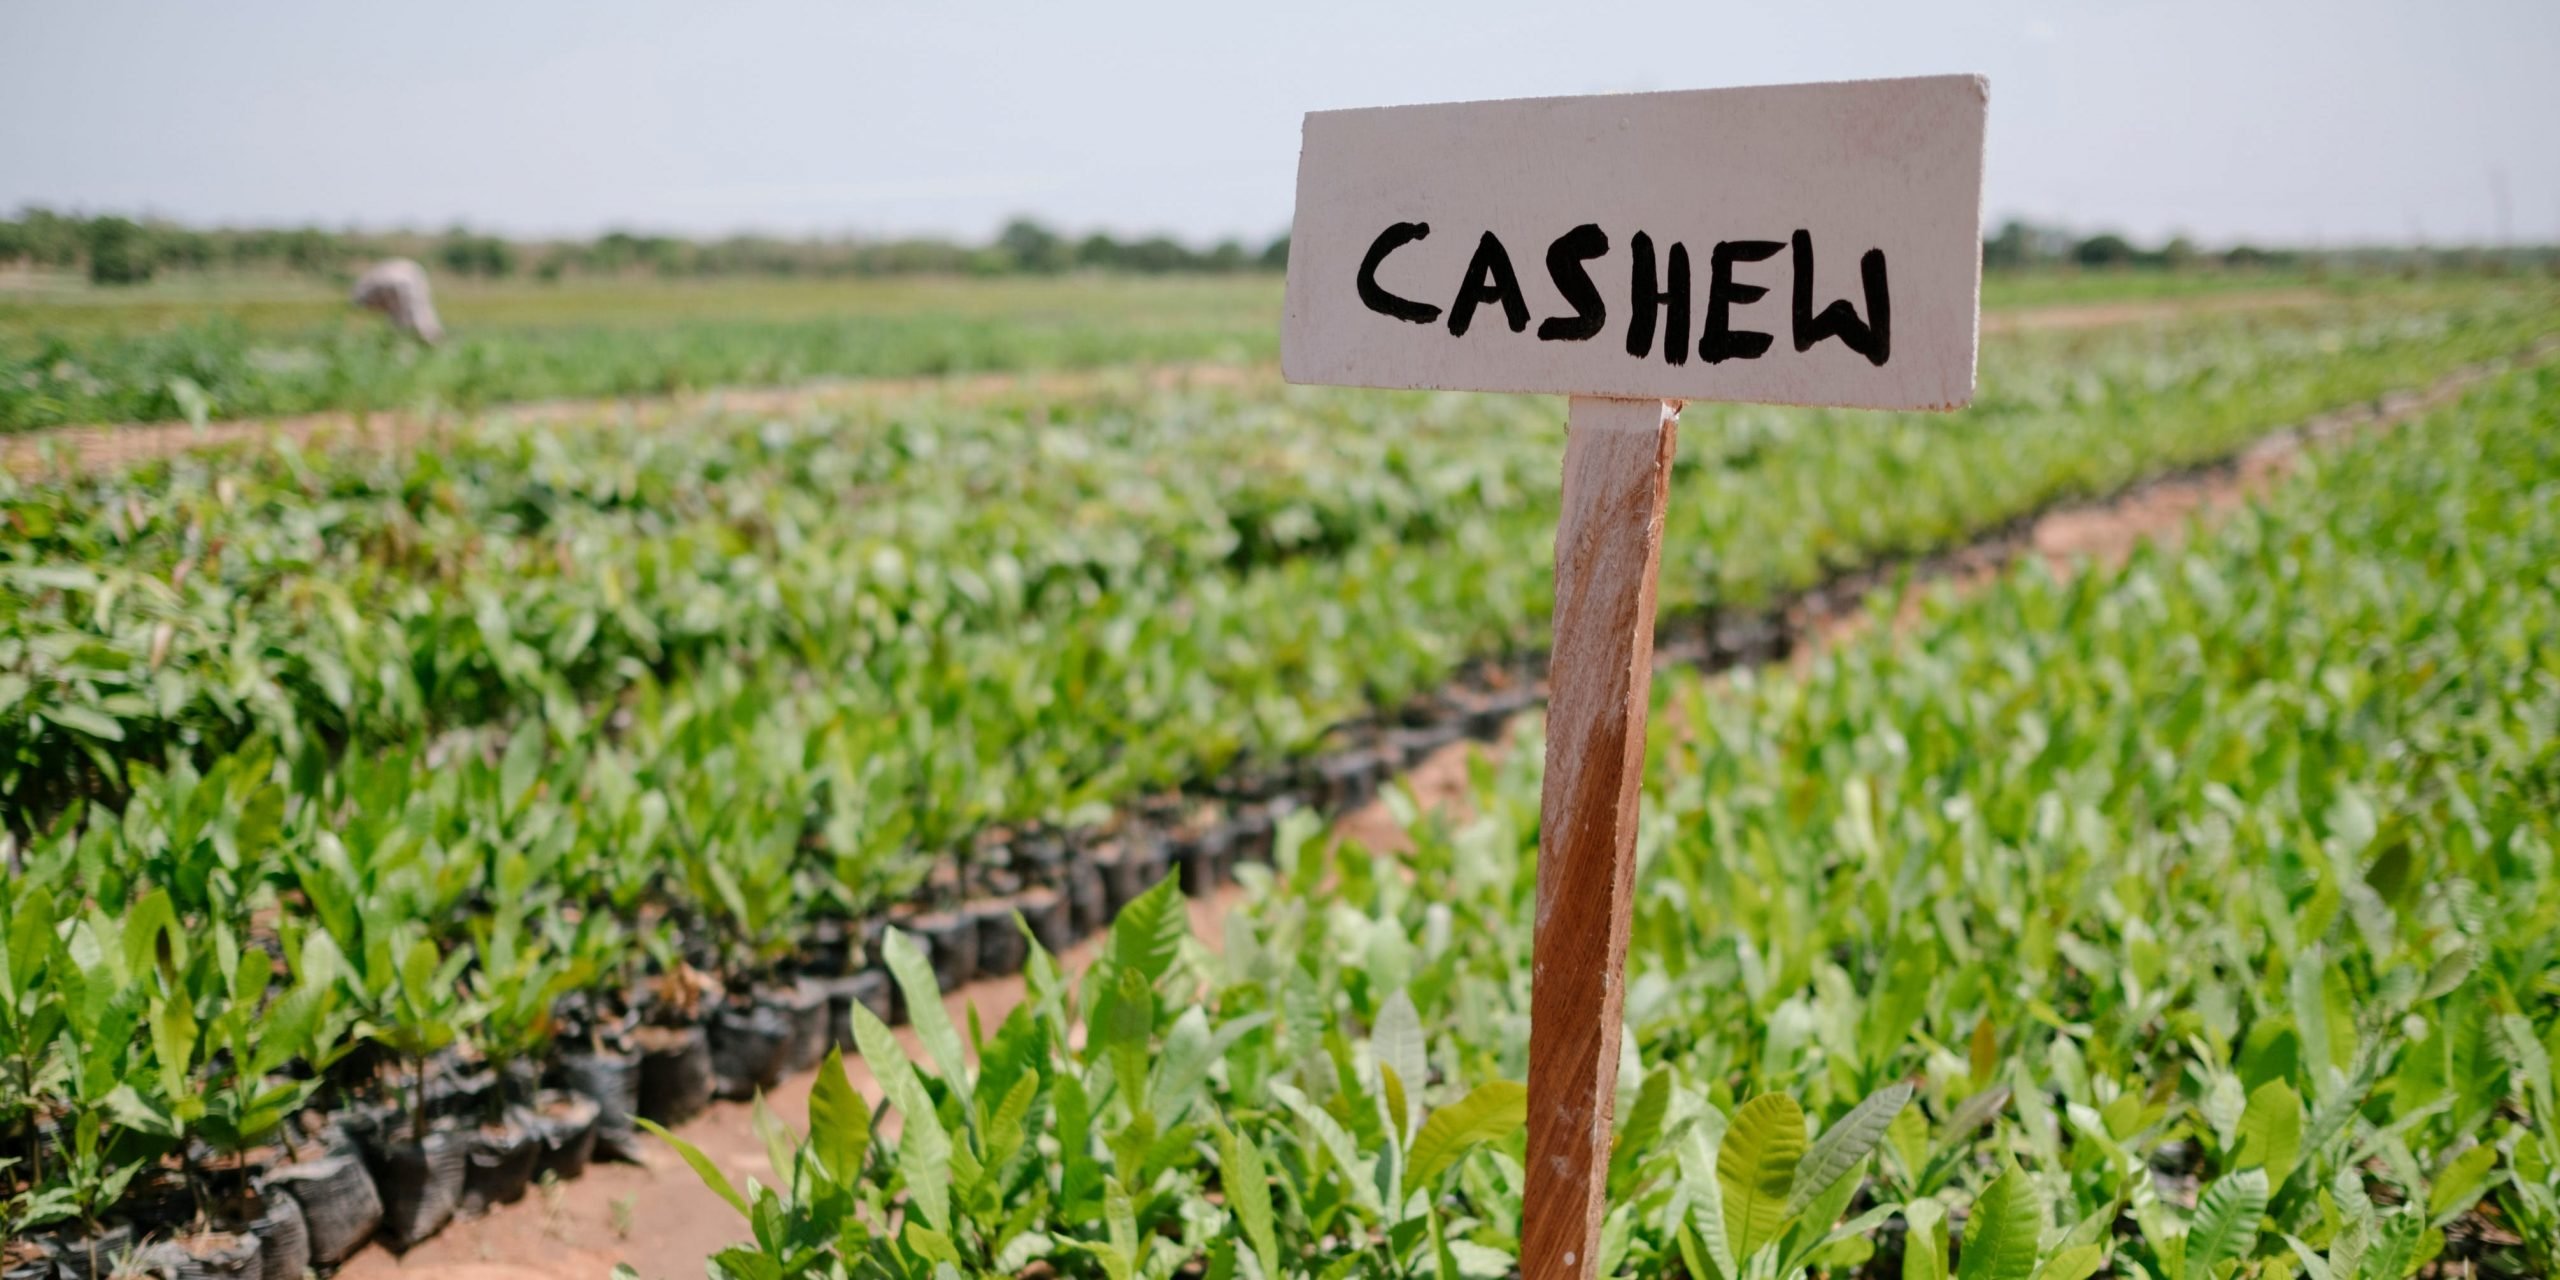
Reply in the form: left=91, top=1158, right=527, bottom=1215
left=1523, top=395, right=1679, bottom=1280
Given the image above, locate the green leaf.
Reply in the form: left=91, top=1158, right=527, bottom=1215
left=1903, top=1199, right=1948, bottom=1280
left=903, top=1221, right=962, bottom=1269
left=808, top=1048, right=871, bottom=1184
left=749, top=1095, right=797, bottom=1197
left=984, top=1070, right=1039, bottom=1170
left=2283, top=1234, right=2338, bottom=1280
left=1887, top=1103, right=1929, bottom=1181
left=637, top=1118, right=749, bottom=1218
left=1105, top=872, right=1188, bottom=984
left=122, top=889, right=180, bottom=984
left=1610, top=1067, right=1674, bottom=1192
left=2032, top=1243, right=2105, bottom=1280
left=848, top=1001, right=952, bottom=1233
left=1406, top=1079, right=1528, bottom=1187
left=1784, top=1163, right=1869, bottom=1273
left=41, top=702, right=126, bottom=743
left=2234, top=1079, right=2305, bottom=1186
left=882, top=928, right=970, bottom=1091
left=1154, top=1004, right=1216, bottom=1123
left=1091, top=963, right=1155, bottom=1110
left=1956, top=1166, right=2043, bottom=1280
left=2426, top=1144, right=2499, bottom=1226
left=1429, top=1210, right=1460, bottom=1280
left=1374, top=990, right=1427, bottom=1139
left=2185, top=1168, right=2269, bottom=1279
left=104, top=1084, right=180, bottom=1139
left=1939, top=1086, right=2012, bottom=1154
left=1381, top=1062, right=1410, bottom=1159
left=1273, top=1080, right=1376, bottom=1213
left=2323, top=1202, right=2369, bottom=1280
left=1787, top=1082, right=1912, bottom=1217
left=1217, top=1122, right=1281, bottom=1278
left=1718, top=1092, right=1806, bottom=1262
left=1680, top=1121, right=1738, bottom=1280
left=708, top=1247, right=781, bottom=1280
left=1105, top=1174, right=1144, bottom=1280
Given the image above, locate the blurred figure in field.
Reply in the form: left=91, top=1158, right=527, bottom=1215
left=350, top=258, right=445, bottom=344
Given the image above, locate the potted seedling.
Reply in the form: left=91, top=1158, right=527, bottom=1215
left=42, top=909, right=176, bottom=1280
left=798, top=779, right=903, bottom=1048
left=126, top=919, right=350, bottom=1280
left=458, top=888, right=588, bottom=1216
left=1, top=874, right=68, bottom=1231
left=242, top=923, right=383, bottom=1270
left=630, top=947, right=716, bottom=1129
left=665, top=765, right=820, bottom=1099
left=893, top=692, right=989, bottom=991
left=359, top=928, right=482, bottom=1251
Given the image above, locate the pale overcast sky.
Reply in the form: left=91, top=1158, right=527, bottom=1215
left=3, top=0, right=2554, bottom=247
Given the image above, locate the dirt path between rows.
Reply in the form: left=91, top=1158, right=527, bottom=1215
left=335, top=335, right=2553, bottom=1280
left=4, top=289, right=2337, bottom=477
left=1973, top=286, right=2331, bottom=336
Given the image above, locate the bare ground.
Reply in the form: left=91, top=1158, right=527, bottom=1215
left=4, top=290, right=2338, bottom=477
left=1971, top=287, right=2331, bottom=336
left=331, top=329, right=2557, bottom=1280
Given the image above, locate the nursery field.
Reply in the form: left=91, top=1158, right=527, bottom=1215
left=0, top=269, right=2349, bottom=433
left=728, top=357, right=2560, bottom=1280
left=1, top=281, right=2557, bottom=1279
left=0, top=274, right=1287, bottom=431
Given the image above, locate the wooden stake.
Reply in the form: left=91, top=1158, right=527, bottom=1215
left=1523, top=394, right=1679, bottom=1280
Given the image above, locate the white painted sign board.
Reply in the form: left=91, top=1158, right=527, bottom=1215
left=1282, top=75, right=1987, bottom=410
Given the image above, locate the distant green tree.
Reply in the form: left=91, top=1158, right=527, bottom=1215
left=282, top=228, right=340, bottom=275
left=2074, top=233, right=2137, bottom=269
left=84, top=216, right=155, bottom=285
left=6, top=208, right=86, bottom=267
left=1259, top=235, right=1289, bottom=270
left=996, top=218, right=1070, bottom=273
left=1075, top=233, right=1123, bottom=270
left=1983, top=219, right=2035, bottom=270
left=1120, top=236, right=1192, bottom=273
left=438, top=228, right=516, bottom=278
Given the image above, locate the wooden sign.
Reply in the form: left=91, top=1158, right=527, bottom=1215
left=1284, top=74, right=1987, bottom=410
left=1281, top=76, right=1986, bottom=1280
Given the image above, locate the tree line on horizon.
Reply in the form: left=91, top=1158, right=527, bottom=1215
left=0, top=207, right=2543, bottom=288
left=0, top=210, right=1292, bottom=287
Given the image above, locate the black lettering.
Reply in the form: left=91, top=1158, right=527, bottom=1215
left=1699, top=239, right=1781, bottom=363
left=1357, top=222, right=1441, bottom=325
left=1536, top=223, right=1609, bottom=341
left=1447, top=232, right=1530, bottom=337
left=1622, top=232, right=1690, bottom=366
left=1790, top=230, right=1890, bottom=366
